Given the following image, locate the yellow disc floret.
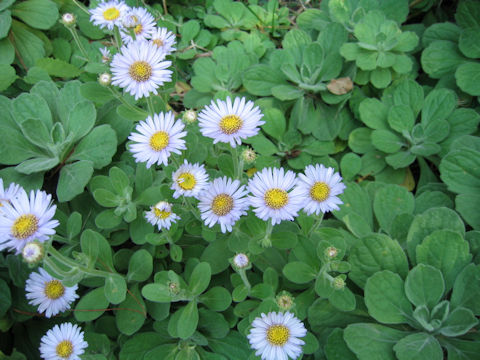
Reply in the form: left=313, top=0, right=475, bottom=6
left=266, top=324, right=290, bottom=346
left=177, top=173, right=197, bottom=190
left=56, top=340, right=74, bottom=358
left=264, top=189, right=289, bottom=209
left=129, top=61, right=152, bottom=82
left=44, top=280, right=65, bottom=300
left=310, top=182, right=330, bottom=202
left=103, top=7, right=120, bottom=21
left=149, top=131, right=169, bottom=151
left=211, top=194, right=234, bottom=216
left=219, top=115, right=243, bottom=135
left=134, top=23, right=143, bottom=35
left=153, top=39, right=164, bottom=47
left=153, top=207, right=171, bottom=219
left=12, top=214, right=38, bottom=240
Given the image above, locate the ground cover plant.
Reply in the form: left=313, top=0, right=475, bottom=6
left=0, top=0, right=479, bottom=359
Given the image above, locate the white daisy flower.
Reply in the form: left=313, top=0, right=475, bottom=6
left=198, top=177, right=249, bottom=233
left=39, top=322, right=88, bottom=360
left=0, top=178, right=21, bottom=208
left=145, top=201, right=180, bottom=231
left=89, top=0, right=130, bottom=30
left=297, top=164, right=346, bottom=215
left=100, top=47, right=111, bottom=64
left=0, top=189, right=59, bottom=254
left=110, top=41, right=172, bottom=100
left=247, top=311, right=307, bottom=360
left=128, top=112, right=187, bottom=168
left=248, top=168, right=303, bottom=225
left=120, top=7, right=156, bottom=44
left=25, top=267, right=79, bottom=318
left=198, top=97, right=265, bottom=147
left=171, top=160, right=209, bottom=199
left=150, top=27, right=177, bottom=55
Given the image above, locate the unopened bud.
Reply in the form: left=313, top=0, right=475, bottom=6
left=183, top=110, right=197, bottom=124
left=168, top=281, right=180, bottom=295
left=61, top=13, right=76, bottom=27
left=332, top=276, right=346, bottom=290
left=22, top=241, right=44, bottom=265
left=100, top=47, right=111, bottom=64
left=241, top=148, right=256, bottom=164
left=325, top=246, right=338, bottom=259
left=98, top=73, right=112, bottom=86
left=276, top=291, right=294, bottom=311
left=233, top=253, right=249, bottom=269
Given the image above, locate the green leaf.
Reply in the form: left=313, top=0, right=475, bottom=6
left=104, top=274, right=127, bottom=305
left=421, top=41, right=466, bottom=79
left=388, top=105, right=415, bottom=133
left=0, top=11, right=12, bottom=39
left=127, top=249, right=153, bottom=282
left=0, top=64, right=16, bottom=90
left=242, top=64, right=286, bottom=96
left=359, top=98, right=388, bottom=130
left=10, top=20, right=45, bottom=68
left=247, top=134, right=277, bottom=156
left=116, top=285, right=146, bottom=336
left=329, top=287, right=356, bottom=312
left=365, top=270, right=413, bottom=324
left=455, top=62, right=480, bottom=96
left=393, top=333, right=443, bottom=360
left=456, top=193, right=480, bottom=229
left=271, top=84, right=304, bottom=100
left=198, top=287, right=231, bottom=311
left=348, top=234, right=408, bottom=288
left=70, top=125, right=117, bottom=169
left=421, top=88, right=457, bottom=126
left=325, top=328, right=357, bottom=360
left=18, top=118, right=52, bottom=149
left=371, top=129, right=403, bottom=153
left=283, top=262, right=317, bottom=284
left=406, top=207, right=465, bottom=264
left=57, top=160, right=94, bottom=202
left=344, top=323, right=408, bottom=360
left=119, top=332, right=169, bottom=360
left=262, top=108, right=286, bottom=141
left=385, top=151, right=416, bottom=169
left=455, top=0, right=480, bottom=28
left=141, top=283, right=172, bottom=303
left=340, top=153, right=361, bottom=181
left=36, top=58, right=81, bottom=78
left=373, top=184, right=414, bottom=233
left=450, top=263, right=480, bottom=315
left=405, top=264, right=444, bottom=309
left=12, top=93, right=52, bottom=127
left=392, top=79, right=424, bottom=117
left=370, top=68, right=392, bottom=89
left=0, top=279, right=11, bottom=317
left=459, top=27, right=480, bottom=58
left=177, top=301, right=199, bottom=339
left=440, top=307, right=478, bottom=337
left=188, top=262, right=211, bottom=296
left=74, top=287, right=109, bottom=322
left=416, top=230, right=472, bottom=291
left=11, top=0, right=58, bottom=29
left=65, top=101, right=96, bottom=142
left=80, top=229, right=99, bottom=263
left=15, top=156, right=59, bottom=174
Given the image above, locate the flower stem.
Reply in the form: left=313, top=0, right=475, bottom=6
left=68, top=28, right=89, bottom=61
left=146, top=96, right=155, bottom=116
left=308, top=213, right=324, bottom=236
left=107, top=86, right=148, bottom=118
left=230, top=146, right=239, bottom=180
left=238, top=268, right=251, bottom=293
left=113, top=26, right=123, bottom=49
left=260, top=222, right=273, bottom=248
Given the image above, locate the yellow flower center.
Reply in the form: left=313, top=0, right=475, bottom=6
left=134, top=23, right=143, bottom=35
left=129, top=61, right=152, bottom=82
left=153, top=39, right=164, bottom=47
left=246, top=167, right=257, bottom=177
left=211, top=194, right=234, bottom=216
left=219, top=115, right=243, bottom=135
left=103, top=7, right=120, bottom=21
left=11, top=214, right=38, bottom=240
left=153, top=207, right=171, bottom=219
left=177, top=173, right=196, bottom=190
left=266, top=324, right=290, bottom=346
left=44, top=280, right=65, bottom=300
left=264, top=188, right=288, bottom=209
left=56, top=340, right=74, bottom=358
left=149, top=131, right=169, bottom=151
left=310, top=182, right=330, bottom=202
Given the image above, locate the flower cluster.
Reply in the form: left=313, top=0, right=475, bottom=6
left=126, top=96, right=345, bottom=234
left=89, top=0, right=176, bottom=100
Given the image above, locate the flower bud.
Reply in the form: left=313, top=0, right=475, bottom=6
left=183, top=110, right=197, bottom=124
left=332, top=276, right=346, bottom=290
left=276, top=291, right=294, bottom=311
left=98, top=73, right=112, bottom=86
left=168, top=281, right=180, bottom=295
left=325, top=246, right=338, bottom=260
left=22, top=241, right=44, bottom=265
left=61, top=13, right=76, bottom=27
left=241, top=148, right=256, bottom=164
left=233, top=253, right=249, bottom=269
left=100, top=47, right=111, bottom=64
